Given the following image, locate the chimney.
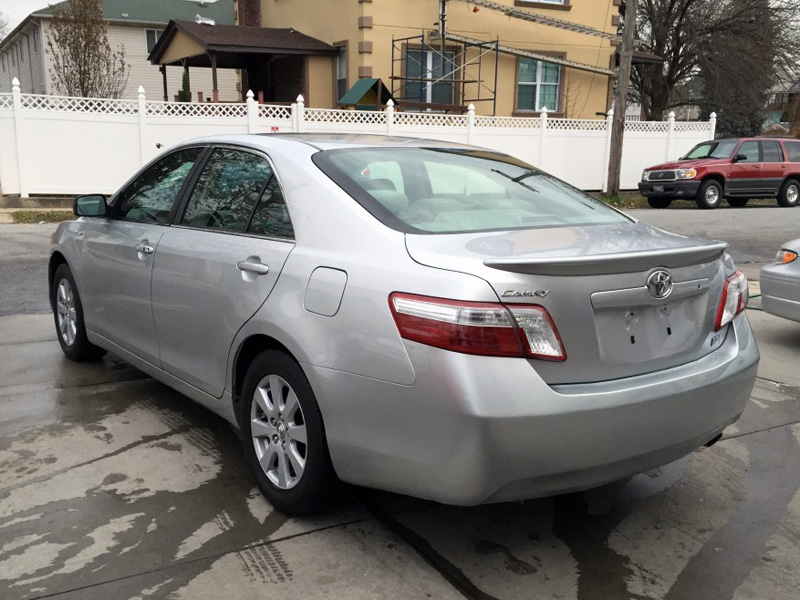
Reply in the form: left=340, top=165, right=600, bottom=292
left=236, top=0, right=262, bottom=27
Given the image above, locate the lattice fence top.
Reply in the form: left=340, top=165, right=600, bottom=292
left=625, top=120, right=670, bottom=133
left=0, top=94, right=12, bottom=109
left=258, top=104, right=292, bottom=121
left=547, top=118, right=608, bottom=132
left=673, top=122, right=712, bottom=134
left=147, top=101, right=248, bottom=118
left=20, top=94, right=138, bottom=114
left=305, top=108, right=386, bottom=125
left=474, top=115, right=542, bottom=129
left=393, top=113, right=468, bottom=128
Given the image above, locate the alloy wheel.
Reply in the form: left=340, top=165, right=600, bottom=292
left=56, top=278, right=77, bottom=346
left=788, top=184, right=799, bottom=205
left=250, top=375, right=307, bottom=489
left=706, top=185, right=720, bottom=206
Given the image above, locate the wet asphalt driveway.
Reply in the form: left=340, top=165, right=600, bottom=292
left=2, top=208, right=800, bottom=599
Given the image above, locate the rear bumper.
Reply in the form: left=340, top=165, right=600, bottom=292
left=639, top=180, right=701, bottom=198
left=761, top=263, right=800, bottom=322
left=306, top=315, right=759, bottom=505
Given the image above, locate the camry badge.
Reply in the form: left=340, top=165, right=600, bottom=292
left=647, top=270, right=673, bottom=299
left=502, top=290, right=550, bottom=298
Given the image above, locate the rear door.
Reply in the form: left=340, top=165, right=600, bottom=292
left=728, top=140, right=762, bottom=196
left=79, top=147, right=205, bottom=365
left=760, top=140, right=787, bottom=195
left=151, top=146, right=295, bottom=398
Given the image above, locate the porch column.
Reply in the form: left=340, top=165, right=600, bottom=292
left=160, top=65, right=168, bottom=102
left=210, top=52, right=219, bottom=103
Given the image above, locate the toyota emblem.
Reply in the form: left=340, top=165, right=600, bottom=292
left=647, top=270, right=673, bottom=299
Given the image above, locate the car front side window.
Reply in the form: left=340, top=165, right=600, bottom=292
left=181, top=148, right=271, bottom=233
left=737, top=141, right=760, bottom=164
left=115, top=147, right=203, bottom=224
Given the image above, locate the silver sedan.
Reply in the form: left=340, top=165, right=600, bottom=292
left=761, top=243, right=800, bottom=321
left=49, top=134, right=759, bottom=515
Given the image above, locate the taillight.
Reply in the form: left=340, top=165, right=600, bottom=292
left=389, top=293, right=566, bottom=361
left=715, top=271, right=748, bottom=331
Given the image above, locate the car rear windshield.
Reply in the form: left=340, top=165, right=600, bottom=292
left=684, top=140, right=738, bottom=160
left=312, top=147, right=628, bottom=234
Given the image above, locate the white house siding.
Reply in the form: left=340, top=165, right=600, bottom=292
left=0, top=22, right=47, bottom=94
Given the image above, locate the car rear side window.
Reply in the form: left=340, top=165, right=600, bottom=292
left=761, top=141, right=784, bottom=163
left=247, top=175, right=294, bottom=239
left=181, top=148, right=271, bottom=233
left=313, top=147, right=627, bottom=234
left=115, top=147, right=202, bottom=223
left=785, top=141, right=800, bottom=163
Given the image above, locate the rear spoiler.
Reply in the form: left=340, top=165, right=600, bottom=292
left=483, top=242, right=728, bottom=276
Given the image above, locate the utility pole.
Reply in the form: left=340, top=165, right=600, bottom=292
left=606, top=0, right=638, bottom=196
left=439, top=0, right=448, bottom=80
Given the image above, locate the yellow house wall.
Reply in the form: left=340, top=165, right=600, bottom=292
left=259, top=0, right=617, bottom=117
left=306, top=55, right=334, bottom=107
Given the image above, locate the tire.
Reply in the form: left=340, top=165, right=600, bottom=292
left=647, top=197, right=673, bottom=209
left=727, top=197, right=749, bottom=207
left=52, top=264, right=107, bottom=361
left=240, top=350, right=339, bottom=516
left=695, top=180, right=723, bottom=209
left=778, top=179, right=800, bottom=208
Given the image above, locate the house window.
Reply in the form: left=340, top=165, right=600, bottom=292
left=11, top=48, right=15, bottom=67
left=19, top=43, right=24, bottom=63
left=404, top=48, right=455, bottom=105
left=336, top=46, right=347, bottom=102
left=33, top=28, right=39, bottom=50
left=517, top=58, right=560, bottom=112
left=145, top=29, right=163, bottom=53
left=1, top=55, right=5, bottom=72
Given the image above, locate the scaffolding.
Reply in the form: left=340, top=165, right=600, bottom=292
left=389, top=0, right=622, bottom=115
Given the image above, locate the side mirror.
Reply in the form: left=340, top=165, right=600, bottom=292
left=74, top=194, right=108, bottom=217
left=733, top=153, right=748, bottom=163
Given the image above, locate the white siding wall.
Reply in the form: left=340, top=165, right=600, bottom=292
left=0, top=22, right=47, bottom=95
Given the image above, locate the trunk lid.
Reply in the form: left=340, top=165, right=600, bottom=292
left=405, top=222, right=730, bottom=384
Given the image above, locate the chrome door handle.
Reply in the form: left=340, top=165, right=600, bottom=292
left=135, top=243, right=154, bottom=254
left=237, top=259, right=269, bottom=275
left=75, top=231, right=85, bottom=238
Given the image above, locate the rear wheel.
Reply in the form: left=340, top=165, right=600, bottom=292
left=240, top=350, right=339, bottom=516
left=695, top=180, right=723, bottom=209
left=778, top=179, right=800, bottom=208
left=52, top=264, right=106, bottom=361
left=727, top=197, right=749, bottom=207
left=647, top=197, right=673, bottom=209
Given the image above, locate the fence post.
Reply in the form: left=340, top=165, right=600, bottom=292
left=709, top=112, right=717, bottom=140
left=538, top=106, right=548, bottom=171
left=295, top=94, right=305, bottom=133
left=602, top=109, right=614, bottom=193
left=666, top=111, right=676, bottom=161
left=246, top=90, right=258, bottom=133
left=10, top=78, right=28, bottom=198
left=385, top=99, right=394, bottom=136
left=466, top=103, right=475, bottom=144
left=137, top=86, right=148, bottom=166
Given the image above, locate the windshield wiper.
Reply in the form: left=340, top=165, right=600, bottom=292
left=491, top=168, right=540, bottom=193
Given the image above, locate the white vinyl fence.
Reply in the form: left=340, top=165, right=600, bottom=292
left=0, top=78, right=716, bottom=197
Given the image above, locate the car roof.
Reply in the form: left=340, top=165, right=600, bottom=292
left=179, top=133, right=478, bottom=153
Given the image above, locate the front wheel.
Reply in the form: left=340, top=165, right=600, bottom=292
left=240, top=350, right=339, bottom=516
left=778, top=179, right=800, bottom=208
left=52, top=264, right=107, bottom=361
left=695, top=180, right=723, bottom=209
left=647, top=197, right=673, bottom=209
left=727, top=197, right=749, bottom=207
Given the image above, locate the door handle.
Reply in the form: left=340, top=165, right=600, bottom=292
left=135, top=242, right=154, bottom=255
left=237, top=258, right=269, bottom=275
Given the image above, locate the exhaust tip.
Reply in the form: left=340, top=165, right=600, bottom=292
left=704, top=433, right=723, bottom=448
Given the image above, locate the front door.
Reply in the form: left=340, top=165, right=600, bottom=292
left=79, top=147, right=205, bottom=365
left=151, top=147, right=295, bottom=397
left=759, top=140, right=787, bottom=195
left=728, top=140, right=762, bottom=196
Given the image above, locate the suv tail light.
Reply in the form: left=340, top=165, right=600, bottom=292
left=389, top=293, right=566, bottom=361
left=715, top=271, right=748, bottom=331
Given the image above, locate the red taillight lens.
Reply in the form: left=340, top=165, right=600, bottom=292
left=389, top=293, right=566, bottom=361
left=715, top=270, right=748, bottom=331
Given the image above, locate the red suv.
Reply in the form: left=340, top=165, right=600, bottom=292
left=639, top=137, right=800, bottom=209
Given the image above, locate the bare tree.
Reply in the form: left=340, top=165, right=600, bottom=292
left=47, top=0, right=129, bottom=98
left=0, top=11, right=10, bottom=41
left=631, top=0, right=799, bottom=121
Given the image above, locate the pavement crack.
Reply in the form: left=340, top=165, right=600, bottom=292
left=0, top=425, right=193, bottom=496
